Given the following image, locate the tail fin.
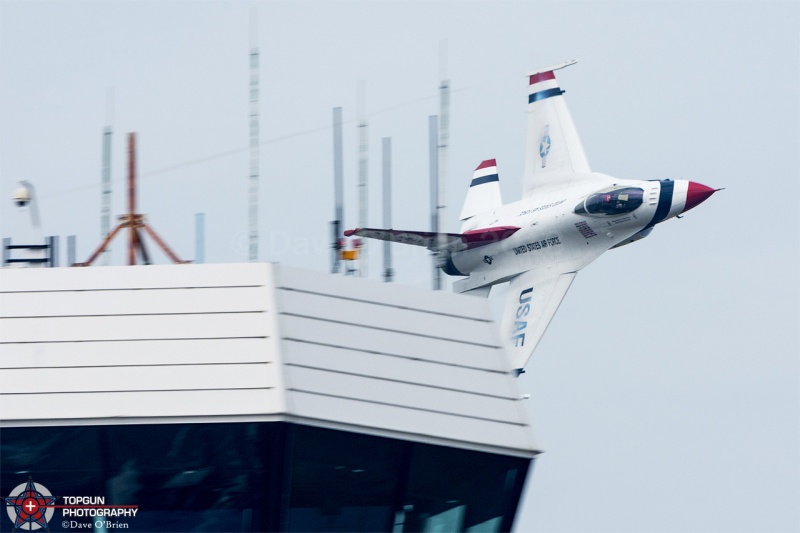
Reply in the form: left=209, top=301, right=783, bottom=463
left=459, top=159, right=503, bottom=222
left=522, top=60, right=590, bottom=198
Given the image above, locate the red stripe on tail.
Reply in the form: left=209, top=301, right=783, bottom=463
left=476, top=159, right=497, bottom=170
left=529, top=71, right=556, bottom=85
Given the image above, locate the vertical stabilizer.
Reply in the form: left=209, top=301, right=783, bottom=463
left=521, top=60, right=590, bottom=198
left=459, top=159, right=503, bottom=221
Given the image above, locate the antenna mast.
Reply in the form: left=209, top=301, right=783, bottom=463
left=382, top=137, right=393, bottom=282
left=101, top=89, right=113, bottom=265
left=429, top=115, right=440, bottom=290
left=248, top=8, right=260, bottom=262
left=75, top=133, right=189, bottom=267
left=357, top=81, right=368, bottom=277
left=195, top=213, right=205, bottom=264
left=331, top=107, right=344, bottom=274
left=435, top=40, right=450, bottom=290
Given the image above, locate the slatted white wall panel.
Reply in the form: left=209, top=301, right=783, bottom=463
left=0, top=264, right=280, bottom=422
left=287, top=393, right=534, bottom=456
left=280, top=340, right=513, bottom=397
left=2, top=338, right=269, bottom=369
left=3, top=389, right=282, bottom=421
left=272, top=265, right=536, bottom=456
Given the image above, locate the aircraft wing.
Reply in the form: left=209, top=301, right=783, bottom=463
left=522, top=60, right=591, bottom=198
left=501, top=269, right=577, bottom=371
left=345, top=226, right=520, bottom=252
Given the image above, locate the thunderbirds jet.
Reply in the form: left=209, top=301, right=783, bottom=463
left=346, top=60, right=718, bottom=373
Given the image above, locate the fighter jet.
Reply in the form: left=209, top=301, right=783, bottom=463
left=346, top=60, right=718, bottom=373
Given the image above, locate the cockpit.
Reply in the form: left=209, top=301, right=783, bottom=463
left=574, top=187, right=645, bottom=216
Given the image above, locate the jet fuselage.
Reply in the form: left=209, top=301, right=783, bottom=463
left=447, top=174, right=714, bottom=293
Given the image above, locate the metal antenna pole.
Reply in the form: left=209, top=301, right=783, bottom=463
left=429, top=115, right=440, bottom=290
left=436, top=40, right=449, bottom=290
left=75, top=132, right=189, bottom=267
left=195, top=213, right=205, bottom=264
left=101, top=88, right=113, bottom=265
left=127, top=132, right=137, bottom=265
left=67, top=236, right=76, bottom=267
left=357, top=81, right=368, bottom=277
left=332, top=107, right=344, bottom=274
left=248, top=8, right=260, bottom=262
left=382, top=137, right=393, bottom=282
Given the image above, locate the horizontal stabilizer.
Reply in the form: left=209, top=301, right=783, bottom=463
left=345, top=226, right=520, bottom=252
left=460, top=159, right=503, bottom=221
left=527, top=59, right=577, bottom=77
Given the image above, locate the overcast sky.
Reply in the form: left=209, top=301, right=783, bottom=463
left=2, top=1, right=799, bottom=532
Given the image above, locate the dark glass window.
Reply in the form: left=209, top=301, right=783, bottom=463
left=400, top=443, right=527, bottom=532
left=1, top=423, right=283, bottom=532
left=1, top=422, right=531, bottom=532
left=578, top=187, right=644, bottom=216
left=104, top=423, right=284, bottom=532
left=286, top=425, right=404, bottom=532
left=285, top=426, right=530, bottom=533
left=0, top=425, right=105, bottom=496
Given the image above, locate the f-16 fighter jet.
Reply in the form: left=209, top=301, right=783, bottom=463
left=346, top=60, right=718, bottom=373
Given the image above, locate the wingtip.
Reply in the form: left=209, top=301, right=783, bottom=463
left=343, top=229, right=357, bottom=237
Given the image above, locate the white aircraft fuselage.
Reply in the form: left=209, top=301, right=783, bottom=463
left=445, top=174, right=714, bottom=293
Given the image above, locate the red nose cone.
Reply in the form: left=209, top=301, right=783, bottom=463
left=682, top=182, right=716, bottom=213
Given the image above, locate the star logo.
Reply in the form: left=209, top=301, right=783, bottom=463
left=5, top=476, right=56, bottom=531
left=539, top=135, right=551, bottom=158
left=539, top=124, right=552, bottom=168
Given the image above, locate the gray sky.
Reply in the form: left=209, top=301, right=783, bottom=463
left=2, top=1, right=799, bottom=531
